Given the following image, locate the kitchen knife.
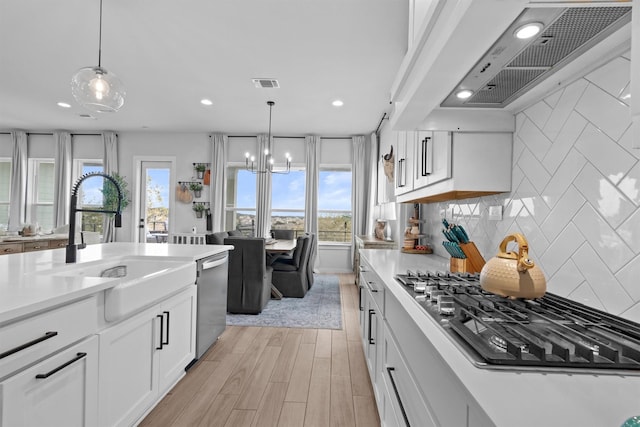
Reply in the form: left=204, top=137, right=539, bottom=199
left=456, top=225, right=470, bottom=243
left=452, top=225, right=468, bottom=243
left=442, top=241, right=456, bottom=257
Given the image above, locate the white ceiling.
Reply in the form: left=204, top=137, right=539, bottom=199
left=0, top=0, right=408, bottom=136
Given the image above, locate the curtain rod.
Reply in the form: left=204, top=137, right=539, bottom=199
left=0, top=132, right=104, bottom=136
left=374, top=112, right=388, bottom=134
left=227, top=135, right=352, bottom=140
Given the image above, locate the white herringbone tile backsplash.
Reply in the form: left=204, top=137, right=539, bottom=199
left=423, top=53, right=640, bottom=322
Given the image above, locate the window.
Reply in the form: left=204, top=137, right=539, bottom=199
left=318, top=167, right=352, bottom=243
left=271, top=169, right=305, bottom=237
left=0, top=159, right=10, bottom=229
left=28, top=159, right=55, bottom=232
left=225, top=165, right=257, bottom=235
left=74, top=160, right=104, bottom=233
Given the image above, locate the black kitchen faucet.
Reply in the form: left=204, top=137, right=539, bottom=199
left=66, top=172, right=123, bottom=263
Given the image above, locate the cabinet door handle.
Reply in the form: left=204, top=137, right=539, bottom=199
left=368, top=281, right=378, bottom=293
left=421, top=137, right=432, bottom=177
left=387, top=367, right=411, bottom=427
left=368, top=309, right=375, bottom=345
left=156, top=314, right=164, bottom=350
left=163, top=311, right=170, bottom=346
left=397, top=158, right=406, bottom=187
left=358, top=286, right=363, bottom=311
left=35, top=352, right=87, bottom=379
left=0, top=331, right=58, bottom=360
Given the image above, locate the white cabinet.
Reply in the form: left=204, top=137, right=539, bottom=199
left=397, top=131, right=512, bottom=204
left=413, top=130, right=452, bottom=189
left=98, top=285, right=196, bottom=427
left=0, top=335, right=99, bottom=427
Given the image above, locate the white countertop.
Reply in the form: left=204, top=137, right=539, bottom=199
left=360, top=249, right=640, bottom=427
left=0, top=242, right=232, bottom=325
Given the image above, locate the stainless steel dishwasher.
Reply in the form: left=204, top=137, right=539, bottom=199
left=192, top=251, right=229, bottom=362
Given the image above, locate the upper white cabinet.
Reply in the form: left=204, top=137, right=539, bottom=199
left=396, top=132, right=512, bottom=204
left=413, top=130, right=451, bottom=189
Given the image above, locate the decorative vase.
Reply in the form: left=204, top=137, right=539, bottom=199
left=196, top=170, right=204, bottom=179
left=194, top=189, right=202, bottom=198
left=195, top=210, right=203, bottom=218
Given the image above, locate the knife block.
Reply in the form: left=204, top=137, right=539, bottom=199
left=449, top=241, right=486, bottom=274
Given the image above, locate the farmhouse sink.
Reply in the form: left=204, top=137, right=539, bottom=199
left=35, top=257, right=197, bottom=321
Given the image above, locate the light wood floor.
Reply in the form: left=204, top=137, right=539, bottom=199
left=140, top=273, right=380, bottom=427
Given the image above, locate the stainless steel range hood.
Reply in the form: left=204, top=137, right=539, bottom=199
left=388, top=1, right=633, bottom=131
left=441, top=6, right=631, bottom=109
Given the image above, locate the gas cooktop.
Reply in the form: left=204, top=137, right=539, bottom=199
left=395, top=271, right=640, bottom=374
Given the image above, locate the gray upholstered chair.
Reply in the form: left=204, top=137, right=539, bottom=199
left=271, top=235, right=311, bottom=298
left=224, top=237, right=272, bottom=314
left=206, top=229, right=245, bottom=245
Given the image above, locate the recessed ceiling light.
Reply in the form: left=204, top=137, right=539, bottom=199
left=332, top=100, right=344, bottom=107
left=456, top=89, right=473, bottom=99
left=201, top=99, right=213, bottom=106
left=57, top=102, right=71, bottom=108
left=514, top=22, right=543, bottom=40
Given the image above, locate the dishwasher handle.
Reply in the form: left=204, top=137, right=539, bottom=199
left=201, top=254, right=228, bottom=270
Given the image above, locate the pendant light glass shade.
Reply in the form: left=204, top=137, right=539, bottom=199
left=71, top=66, right=125, bottom=113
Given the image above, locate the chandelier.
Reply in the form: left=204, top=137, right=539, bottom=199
left=71, top=0, right=125, bottom=113
left=245, top=101, right=291, bottom=174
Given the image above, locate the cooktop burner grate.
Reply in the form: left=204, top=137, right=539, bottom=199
left=395, top=271, right=640, bottom=372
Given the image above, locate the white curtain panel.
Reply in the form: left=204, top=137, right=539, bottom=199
left=53, top=131, right=72, bottom=228
left=305, top=135, right=320, bottom=271
left=351, top=135, right=369, bottom=257
left=8, top=131, right=27, bottom=231
left=209, top=133, right=228, bottom=232
left=255, top=133, right=272, bottom=238
left=102, top=131, right=118, bottom=242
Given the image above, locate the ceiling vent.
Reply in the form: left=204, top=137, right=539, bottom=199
left=441, top=6, right=631, bottom=108
left=252, top=78, right=280, bottom=88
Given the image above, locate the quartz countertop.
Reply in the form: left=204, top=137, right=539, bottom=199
left=0, top=242, right=232, bottom=325
left=360, top=249, right=640, bottom=427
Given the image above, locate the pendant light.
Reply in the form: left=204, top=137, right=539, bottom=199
left=71, top=0, right=125, bottom=113
left=245, top=101, right=292, bottom=174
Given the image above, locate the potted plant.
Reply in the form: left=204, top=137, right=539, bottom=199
left=194, top=163, right=206, bottom=179
left=192, top=203, right=205, bottom=218
left=189, top=182, right=203, bottom=198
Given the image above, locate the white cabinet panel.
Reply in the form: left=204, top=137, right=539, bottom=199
left=395, top=131, right=415, bottom=196
left=158, top=286, right=197, bottom=392
left=1, top=335, right=99, bottom=427
left=414, top=130, right=452, bottom=190
left=99, top=306, right=159, bottom=427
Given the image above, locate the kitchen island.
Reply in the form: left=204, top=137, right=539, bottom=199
left=360, top=249, right=640, bottom=427
left=0, top=242, right=232, bottom=427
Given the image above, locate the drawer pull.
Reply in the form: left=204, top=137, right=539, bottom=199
left=368, top=281, right=378, bottom=292
left=368, top=309, right=375, bottom=345
left=0, top=331, right=58, bottom=360
left=156, top=314, right=165, bottom=349
left=35, top=352, right=87, bottom=379
left=3, top=248, right=15, bottom=253
left=387, top=367, right=411, bottom=427
left=163, top=311, right=170, bottom=346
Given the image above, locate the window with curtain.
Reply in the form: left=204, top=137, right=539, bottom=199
left=318, top=167, right=352, bottom=243
left=225, top=165, right=257, bottom=235
left=74, top=160, right=104, bottom=233
left=27, top=159, right=55, bottom=232
left=0, top=159, right=10, bottom=229
left=271, top=168, right=305, bottom=237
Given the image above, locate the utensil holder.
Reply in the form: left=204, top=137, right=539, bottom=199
left=458, top=241, right=486, bottom=273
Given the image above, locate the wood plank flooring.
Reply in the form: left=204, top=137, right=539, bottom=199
left=140, top=274, right=380, bottom=427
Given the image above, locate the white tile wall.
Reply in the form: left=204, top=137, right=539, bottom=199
left=423, top=54, right=640, bottom=321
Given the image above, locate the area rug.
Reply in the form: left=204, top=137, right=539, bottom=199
left=226, top=275, right=342, bottom=330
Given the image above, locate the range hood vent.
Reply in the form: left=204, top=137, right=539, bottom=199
left=441, top=6, right=631, bottom=108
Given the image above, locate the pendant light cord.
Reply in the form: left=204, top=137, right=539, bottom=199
left=97, top=0, right=103, bottom=67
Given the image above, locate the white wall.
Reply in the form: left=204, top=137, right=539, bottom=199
left=317, top=245, right=352, bottom=273
left=422, top=53, right=640, bottom=322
